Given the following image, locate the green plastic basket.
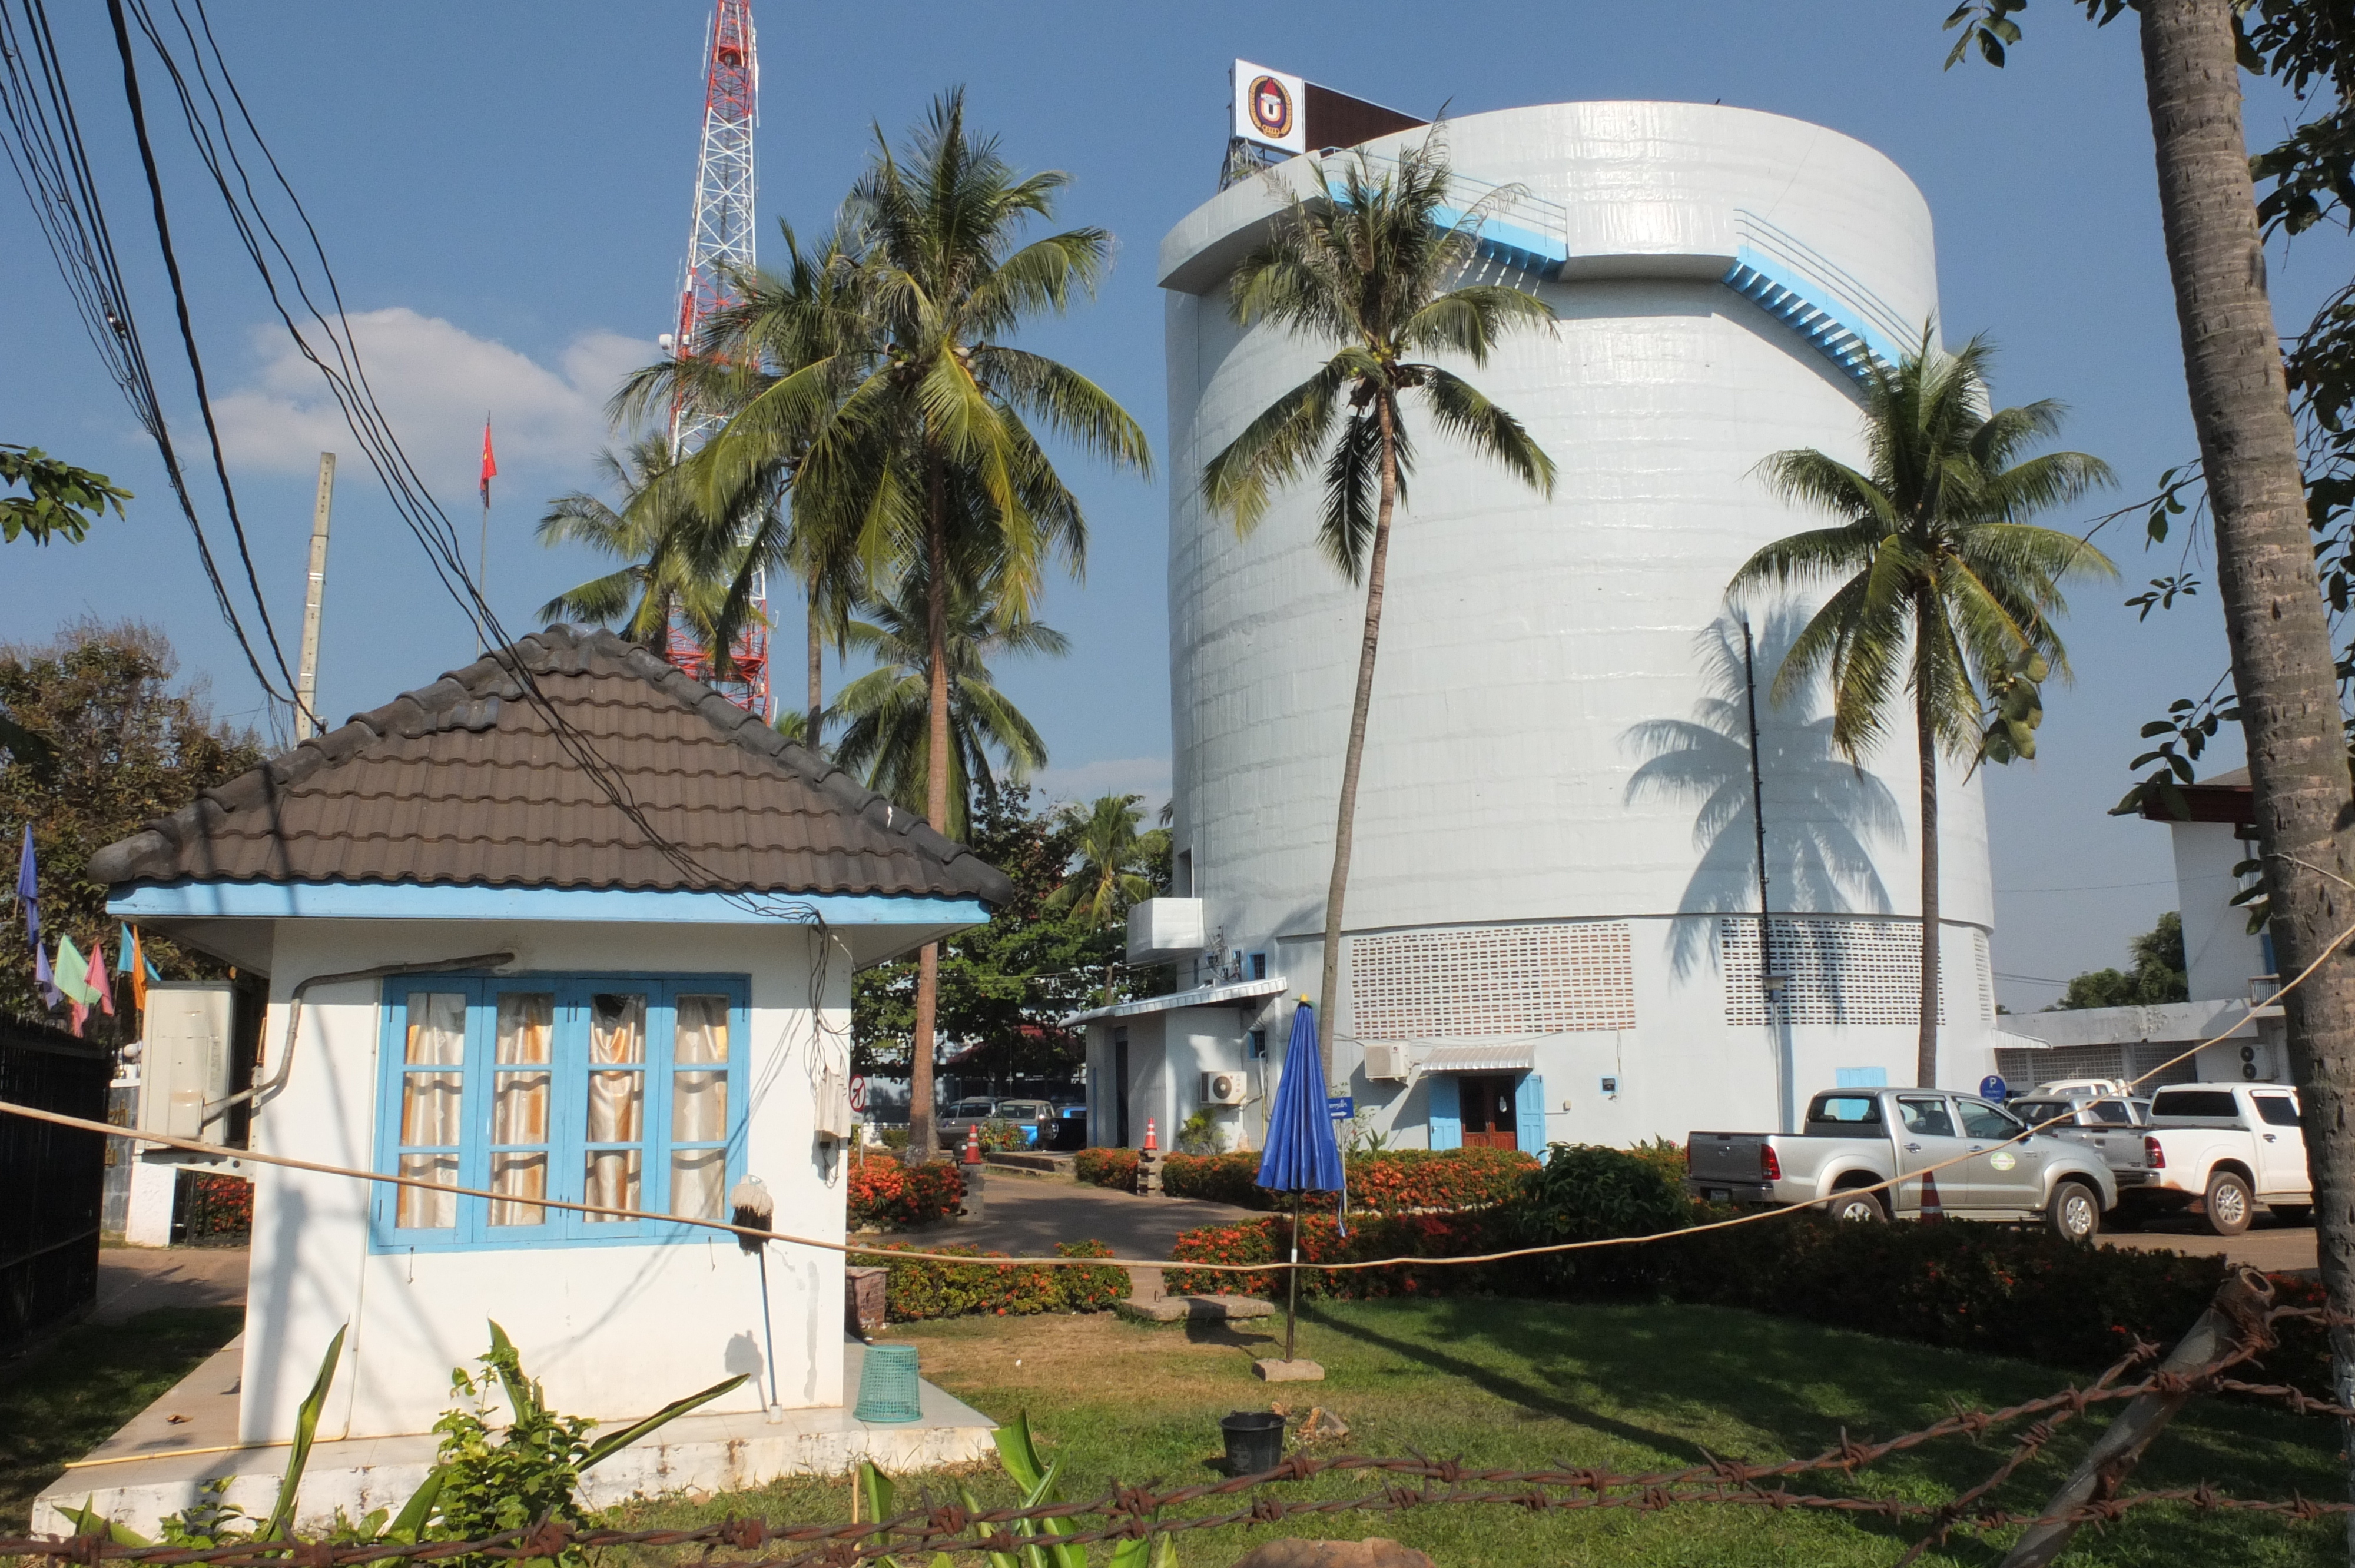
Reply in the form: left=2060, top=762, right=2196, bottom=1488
left=853, top=1343, right=923, bottom=1423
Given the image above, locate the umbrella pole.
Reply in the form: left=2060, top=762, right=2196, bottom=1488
left=1286, top=1196, right=1299, bottom=1363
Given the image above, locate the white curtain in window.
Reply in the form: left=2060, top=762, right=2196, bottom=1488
left=396, top=992, right=466, bottom=1229
left=671, top=1147, right=724, bottom=1219
left=490, top=993, right=553, bottom=1225
left=585, top=1149, right=641, bottom=1217
left=585, top=994, right=645, bottom=1220
left=674, top=995, right=728, bottom=1064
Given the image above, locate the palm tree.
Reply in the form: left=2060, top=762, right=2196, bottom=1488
left=1046, top=793, right=1157, bottom=927
left=536, top=436, right=733, bottom=646
left=827, top=564, right=1063, bottom=841
left=1728, top=330, right=2115, bottom=1088
left=1200, top=132, right=1558, bottom=1075
left=744, top=91, right=1149, bottom=1160
left=614, top=221, right=881, bottom=745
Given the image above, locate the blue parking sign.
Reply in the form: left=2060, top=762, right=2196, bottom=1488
left=1979, top=1074, right=2008, bottom=1101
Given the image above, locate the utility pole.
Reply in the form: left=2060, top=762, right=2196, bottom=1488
left=294, top=452, right=335, bottom=741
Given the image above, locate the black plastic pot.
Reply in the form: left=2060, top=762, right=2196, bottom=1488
left=1221, top=1410, right=1286, bottom=1476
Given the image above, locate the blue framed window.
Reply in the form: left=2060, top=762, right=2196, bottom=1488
left=373, top=973, right=748, bottom=1251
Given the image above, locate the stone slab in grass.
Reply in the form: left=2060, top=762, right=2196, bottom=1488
left=1253, top=1357, right=1326, bottom=1381
left=1115, top=1294, right=1276, bottom=1323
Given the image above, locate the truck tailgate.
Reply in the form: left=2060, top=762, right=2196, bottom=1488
left=1688, top=1132, right=1770, bottom=1186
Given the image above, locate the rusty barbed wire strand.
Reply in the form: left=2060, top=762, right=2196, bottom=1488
left=9, top=1300, right=2345, bottom=1568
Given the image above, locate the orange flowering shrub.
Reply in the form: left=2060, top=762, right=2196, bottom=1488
left=1157, top=1148, right=1536, bottom=1213
left=1073, top=1147, right=1140, bottom=1191
left=847, top=1155, right=966, bottom=1229
left=1162, top=1212, right=1501, bottom=1299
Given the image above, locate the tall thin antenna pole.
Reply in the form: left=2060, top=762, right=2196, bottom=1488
left=294, top=453, right=334, bottom=740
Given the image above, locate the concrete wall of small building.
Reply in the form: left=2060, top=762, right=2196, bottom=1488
left=2170, top=820, right=2267, bottom=1005
left=240, top=917, right=853, bottom=1445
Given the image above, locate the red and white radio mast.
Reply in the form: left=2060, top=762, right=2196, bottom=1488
left=662, top=0, right=769, bottom=717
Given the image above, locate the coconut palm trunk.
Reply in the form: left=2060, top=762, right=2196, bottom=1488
left=2140, top=0, right=2355, bottom=1515
left=1318, top=397, right=1404, bottom=1079
left=807, top=593, right=823, bottom=743
left=909, top=453, right=953, bottom=1165
left=1915, top=632, right=1941, bottom=1087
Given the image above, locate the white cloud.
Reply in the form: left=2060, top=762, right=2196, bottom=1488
left=211, top=307, right=653, bottom=478
left=1032, top=755, right=1172, bottom=811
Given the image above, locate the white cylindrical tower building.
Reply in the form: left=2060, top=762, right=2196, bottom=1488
left=1112, top=99, right=2001, bottom=1154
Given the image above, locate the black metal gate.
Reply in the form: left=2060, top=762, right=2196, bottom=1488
left=0, top=1016, right=110, bottom=1352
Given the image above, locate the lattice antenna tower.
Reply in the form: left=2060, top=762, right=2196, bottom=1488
left=661, top=0, right=770, bottom=716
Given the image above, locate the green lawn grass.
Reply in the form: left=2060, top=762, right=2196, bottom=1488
left=0, top=1307, right=244, bottom=1534
left=609, top=1298, right=2341, bottom=1566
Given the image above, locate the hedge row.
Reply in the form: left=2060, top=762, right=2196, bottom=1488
left=1165, top=1142, right=2331, bottom=1393
left=847, top=1155, right=966, bottom=1230
left=1157, top=1148, right=1538, bottom=1213
left=857, top=1238, right=1127, bottom=1320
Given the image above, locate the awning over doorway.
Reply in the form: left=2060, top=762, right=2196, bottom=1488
left=1417, top=1043, right=1535, bottom=1073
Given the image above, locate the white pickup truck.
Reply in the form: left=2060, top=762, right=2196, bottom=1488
left=1687, top=1087, right=2118, bottom=1241
left=2128, top=1082, right=2310, bottom=1235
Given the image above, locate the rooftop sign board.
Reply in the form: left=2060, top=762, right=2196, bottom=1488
left=1233, top=59, right=1305, bottom=153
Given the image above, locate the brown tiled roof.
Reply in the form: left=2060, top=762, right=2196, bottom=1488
left=87, top=626, right=1014, bottom=905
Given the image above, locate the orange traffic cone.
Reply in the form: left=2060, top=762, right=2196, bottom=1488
left=963, top=1124, right=981, bottom=1165
left=1918, top=1166, right=1945, bottom=1222
left=1144, top=1117, right=1158, bottom=1152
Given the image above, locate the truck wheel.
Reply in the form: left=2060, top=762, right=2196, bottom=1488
left=1828, top=1188, right=1886, bottom=1223
left=2204, top=1171, right=2253, bottom=1237
left=2046, top=1181, right=2101, bottom=1243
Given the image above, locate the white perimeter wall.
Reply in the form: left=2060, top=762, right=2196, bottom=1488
left=241, top=918, right=852, bottom=1444
left=2171, top=821, right=2267, bottom=1005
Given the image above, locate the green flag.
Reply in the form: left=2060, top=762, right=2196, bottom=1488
left=53, top=934, right=99, bottom=1006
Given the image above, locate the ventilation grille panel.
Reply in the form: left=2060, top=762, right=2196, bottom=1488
left=1350, top=922, right=1636, bottom=1040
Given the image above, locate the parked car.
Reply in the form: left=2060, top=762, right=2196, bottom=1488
left=991, top=1099, right=1059, bottom=1148
left=1687, top=1087, right=2118, bottom=1241
left=2130, top=1082, right=2310, bottom=1235
left=2006, top=1087, right=2157, bottom=1197
left=935, top=1097, right=1000, bottom=1150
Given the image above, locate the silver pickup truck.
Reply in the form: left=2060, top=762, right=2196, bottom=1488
left=1688, top=1087, right=2120, bottom=1241
left=2004, top=1086, right=2157, bottom=1197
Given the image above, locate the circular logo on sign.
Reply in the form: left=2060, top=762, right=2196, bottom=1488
left=1247, top=74, right=1294, bottom=141
left=1989, top=1150, right=2018, bottom=1171
left=848, top=1075, right=868, bottom=1114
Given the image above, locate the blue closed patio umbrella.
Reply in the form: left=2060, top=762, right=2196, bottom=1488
left=1256, top=998, right=1345, bottom=1363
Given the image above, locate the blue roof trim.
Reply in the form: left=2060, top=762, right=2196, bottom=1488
left=108, top=881, right=992, bottom=927
left=1721, top=246, right=1903, bottom=384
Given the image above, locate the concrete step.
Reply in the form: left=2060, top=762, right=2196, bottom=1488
left=1115, top=1294, right=1275, bottom=1324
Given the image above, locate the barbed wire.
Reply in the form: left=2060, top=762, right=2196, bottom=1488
left=9, top=1298, right=2346, bottom=1567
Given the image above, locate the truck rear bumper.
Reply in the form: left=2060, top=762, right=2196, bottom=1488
left=1687, top=1178, right=1775, bottom=1205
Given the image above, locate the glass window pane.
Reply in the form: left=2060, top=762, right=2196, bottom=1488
left=672, top=1148, right=724, bottom=1220
left=396, top=1152, right=457, bottom=1228
left=489, top=1151, right=547, bottom=1227
left=584, top=1148, right=641, bottom=1220
left=400, top=1071, right=464, bottom=1147
left=586, top=1070, right=644, bottom=1143
left=404, top=992, right=466, bottom=1065
left=494, top=1071, right=550, bottom=1147
left=496, top=993, right=553, bottom=1064
left=674, top=995, right=729, bottom=1064
left=672, top=1071, right=727, bottom=1142
left=591, top=994, right=646, bottom=1064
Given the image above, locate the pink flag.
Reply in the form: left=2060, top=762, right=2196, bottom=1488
left=86, top=940, right=113, bottom=1016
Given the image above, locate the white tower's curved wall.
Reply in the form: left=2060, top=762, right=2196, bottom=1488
left=1159, top=101, right=1999, bottom=1148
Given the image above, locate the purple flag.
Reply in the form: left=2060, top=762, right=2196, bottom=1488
left=17, top=825, right=59, bottom=1008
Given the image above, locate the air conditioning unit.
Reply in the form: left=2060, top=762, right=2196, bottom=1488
left=1129, top=898, right=1208, bottom=965
left=1363, top=1042, right=1412, bottom=1081
left=1202, top=1071, right=1249, bottom=1105
left=139, top=982, right=236, bottom=1139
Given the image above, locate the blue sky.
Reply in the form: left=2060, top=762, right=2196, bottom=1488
left=4, top=1, right=2346, bottom=1011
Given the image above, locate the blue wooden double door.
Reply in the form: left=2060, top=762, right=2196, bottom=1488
left=1427, top=1071, right=1545, bottom=1154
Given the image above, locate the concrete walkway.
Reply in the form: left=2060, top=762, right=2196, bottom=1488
left=911, top=1168, right=1253, bottom=1298
left=94, top=1246, right=250, bottom=1324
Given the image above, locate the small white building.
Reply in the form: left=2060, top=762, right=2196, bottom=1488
left=1995, top=768, right=2280, bottom=1088
left=55, top=627, right=1007, bottom=1529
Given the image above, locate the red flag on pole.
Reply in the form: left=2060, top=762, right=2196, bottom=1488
left=479, top=417, right=497, bottom=506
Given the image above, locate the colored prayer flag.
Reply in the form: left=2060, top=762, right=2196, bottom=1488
left=54, top=934, right=99, bottom=1006
left=86, top=940, right=112, bottom=1017
left=18, top=824, right=59, bottom=1008
left=479, top=417, right=497, bottom=506
left=122, top=923, right=151, bottom=1012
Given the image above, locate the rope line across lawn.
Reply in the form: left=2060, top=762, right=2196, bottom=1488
left=10, top=913, right=2347, bottom=1275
